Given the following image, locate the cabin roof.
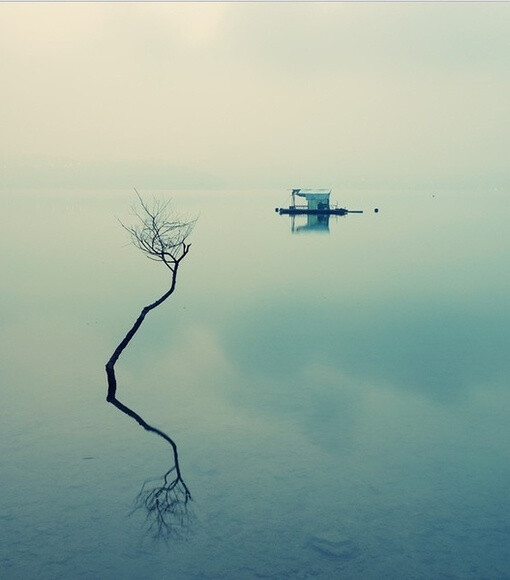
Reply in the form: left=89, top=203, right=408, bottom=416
left=294, top=189, right=331, bottom=195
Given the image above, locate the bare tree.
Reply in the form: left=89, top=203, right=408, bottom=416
left=105, top=191, right=195, bottom=538
left=123, top=191, right=194, bottom=270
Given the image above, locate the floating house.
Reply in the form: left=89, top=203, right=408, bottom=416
left=276, top=188, right=361, bottom=216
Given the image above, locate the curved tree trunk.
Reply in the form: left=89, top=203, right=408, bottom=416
left=105, top=261, right=191, bottom=501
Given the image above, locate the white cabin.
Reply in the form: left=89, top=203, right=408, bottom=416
left=291, top=188, right=331, bottom=211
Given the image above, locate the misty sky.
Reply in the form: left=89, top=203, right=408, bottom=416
left=1, top=2, right=510, bottom=190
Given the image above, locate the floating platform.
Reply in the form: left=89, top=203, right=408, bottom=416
left=276, top=207, right=362, bottom=216
left=276, top=189, right=363, bottom=219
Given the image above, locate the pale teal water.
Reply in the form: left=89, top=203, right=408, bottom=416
left=1, top=188, right=510, bottom=579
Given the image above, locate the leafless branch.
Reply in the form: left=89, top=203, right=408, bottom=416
left=120, top=189, right=195, bottom=271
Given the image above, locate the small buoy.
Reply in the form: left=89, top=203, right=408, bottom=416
left=374, top=208, right=379, bottom=213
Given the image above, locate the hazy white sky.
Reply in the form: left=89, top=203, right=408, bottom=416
left=1, top=2, right=509, bottom=190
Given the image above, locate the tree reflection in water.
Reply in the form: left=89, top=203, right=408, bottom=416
left=134, top=465, right=193, bottom=540
left=105, top=193, right=195, bottom=539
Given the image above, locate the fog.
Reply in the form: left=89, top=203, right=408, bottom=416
left=1, top=2, right=509, bottom=189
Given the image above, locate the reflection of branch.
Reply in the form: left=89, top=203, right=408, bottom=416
left=109, top=395, right=192, bottom=540
left=134, top=466, right=193, bottom=541
left=105, top=195, right=194, bottom=538
left=107, top=395, right=192, bottom=502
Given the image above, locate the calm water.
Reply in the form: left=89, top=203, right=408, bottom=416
left=1, top=188, right=510, bottom=579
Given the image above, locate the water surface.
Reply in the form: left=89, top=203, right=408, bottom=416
left=1, top=188, right=509, bottom=579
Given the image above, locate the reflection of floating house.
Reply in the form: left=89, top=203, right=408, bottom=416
left=293, top=213, right=330, bottom=234
left=275, top=189, right=362, bottom=216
